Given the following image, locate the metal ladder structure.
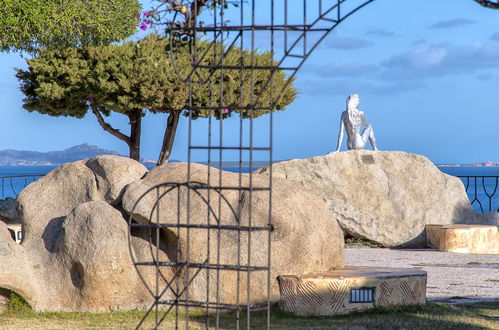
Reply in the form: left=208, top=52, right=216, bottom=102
left=128, top=1, right=375, bottom=328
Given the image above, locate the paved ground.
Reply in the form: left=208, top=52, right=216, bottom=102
left=345, top=248, right=499, bottom=303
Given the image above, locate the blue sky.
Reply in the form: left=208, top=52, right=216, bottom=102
left=0, top=0, right=498, bottom=164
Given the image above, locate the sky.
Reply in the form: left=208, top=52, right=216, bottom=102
left=0, top=0, right=498, bottom=164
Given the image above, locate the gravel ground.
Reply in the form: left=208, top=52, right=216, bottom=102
left=345, top=248, right=499, bottom=303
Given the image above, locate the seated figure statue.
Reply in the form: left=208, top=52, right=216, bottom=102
left=335, top=94, right=378, bottom=152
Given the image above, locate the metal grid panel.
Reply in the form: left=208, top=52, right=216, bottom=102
left=128, top=1, right=375, bottom=329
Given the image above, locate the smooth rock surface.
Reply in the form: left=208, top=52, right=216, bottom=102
left=1, top=157, right=343, bottom=312
left=16, top=156, right=147, bottom=252
left=122, top=162, right=345, bottom=304
left=0, top=156, right=152, bottom=312
left=259, top=150, right=490, bottom=247
left=0, top=198, right=19, bottom=223
left=0, top=200, right=160, bottom=312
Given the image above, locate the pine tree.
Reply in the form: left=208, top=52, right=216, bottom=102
left=0, top=0, right=141, bottom=53
left=16, top=36, right=296, bottom=163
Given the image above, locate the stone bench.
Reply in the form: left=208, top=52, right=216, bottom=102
left=277, top=266, right=427, bottom=316
left=426, top=224, right=499, bottom=254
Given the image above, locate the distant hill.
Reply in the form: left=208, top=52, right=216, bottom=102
left=0, top=143, right=121, bottom=166
left=439, top=161, right=499, bottom=167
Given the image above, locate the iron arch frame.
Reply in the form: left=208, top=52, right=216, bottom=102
left=131, top=1, right=384, bottom=329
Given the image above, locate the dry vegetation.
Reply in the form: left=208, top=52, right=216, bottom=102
left=1, top=294, right=498, bottom=330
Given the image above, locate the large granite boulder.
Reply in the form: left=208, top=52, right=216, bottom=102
left=16, top=156, right=147, bottom=252
left=259, top=150, right=492, bottom=247
left=0, top=157, right=343, bottom=312
left=0, top=156, right=151, bottom=312
left=0, top=198, right=19, bottom=223
left=122, top=162, right=344, bottom=304
left=0, top=201, right=160, bottom=312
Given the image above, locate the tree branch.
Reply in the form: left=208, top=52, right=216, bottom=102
left=475, top=0, right=499, bottom=8
left=89, top=99, right=131, bottom=145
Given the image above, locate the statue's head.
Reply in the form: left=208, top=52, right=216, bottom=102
left=346, top=94, right=359, bottom=111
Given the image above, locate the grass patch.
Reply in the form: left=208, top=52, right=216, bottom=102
left=0, top=301, right=497, bottom=329
left=4, top=292, right=32, bottom=315
left=345, top=236, right=383, bottom=248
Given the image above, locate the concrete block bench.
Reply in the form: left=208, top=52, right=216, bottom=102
left=426, top=224, right=499, bottom=254
left=277, top=266, right=426, bottom=316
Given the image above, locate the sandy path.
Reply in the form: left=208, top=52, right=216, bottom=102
left=345, top=248, right=499, bottom=302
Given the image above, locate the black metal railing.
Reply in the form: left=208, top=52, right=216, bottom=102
left=458, top=176, right=499, bottom=213
left=0, top=175, right=43, bottom=199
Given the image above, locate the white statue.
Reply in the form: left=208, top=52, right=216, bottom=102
left=335, top=94, right=378, bottom=152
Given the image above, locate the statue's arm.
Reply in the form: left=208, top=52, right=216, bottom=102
left=360, top=111, right=369, bottom=127
left=335, top=113, right=345, bottom=152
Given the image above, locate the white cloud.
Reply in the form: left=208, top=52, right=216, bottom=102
left=381, top=42, right=499, bottom=77
left=303, top=62, right=379, bottom=78
left=365, top=29, right=395, bottom=37
left=325, top=37, right=373, bottom=50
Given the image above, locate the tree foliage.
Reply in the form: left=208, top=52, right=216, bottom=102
left=16, top=36, right=296, bottom=163
left=0, top=0, right=141, bottom=53
left=474, top=0, right=499, bottom=8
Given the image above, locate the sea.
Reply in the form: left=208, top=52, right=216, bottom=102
left=1, top=165, right=498, bottom=214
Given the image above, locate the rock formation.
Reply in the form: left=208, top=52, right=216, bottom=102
left=0, top=156, right=344, bottom=311
left=0, top=198, right=19, bottom=223
left=122, top=163, right=344, bottom=304
left=259, top=150, right=496, bottom=247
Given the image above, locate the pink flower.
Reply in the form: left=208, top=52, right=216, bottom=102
left=222, top=108, right=229, bottom=114
left=135, top=12, right=141, bottom=19
left=143, top=11, right=150, bottom=17
left=140, top=22, right=148, bottom=31
left=144, top=19, right=153, bottom=25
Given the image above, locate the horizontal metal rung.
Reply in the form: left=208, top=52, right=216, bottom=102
left=193, top=64, right=298, bottom=71
left=157, top=299, right=270, bottom=312
left=458, top=176, right=499, bottom=178
left=134, top=262, right=269, bottom=272
left=142, top=185, right=271, bottom=191
left=287, top=54, right=306, bottom=58
left=189, top=106, right=272, bottom=111
left=190, top=146, right=270, bottom=151
left=168, top=24, right=329, bottom=32
left=320, top=17, right=339, bottom=23
left=130, top=223, right=272, bottom=232
left=183, top=186, right=271, bottom=191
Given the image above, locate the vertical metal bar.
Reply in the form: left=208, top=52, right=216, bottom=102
left=236, top=1, right=245, bottom=328
left=155, top=186, right=160, bottom=327
left=338, top=0, right=341, bottom=21
left=267, top=0, right=275, bottom=329
left=284, top=0, right=288, bottom=53
left=176, top=185, right=181, bottom=330
left=216, top=2, right=224, bottom=328
left=186, top=52, right=194, bottom=330
left=303, top=0, right=307, bottom=56
left=247, top=1, right=256, bottom=328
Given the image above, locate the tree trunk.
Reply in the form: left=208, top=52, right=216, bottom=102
left=157, top=111, right=180, bottom=166
left=128, top=110, right=142, bottom=161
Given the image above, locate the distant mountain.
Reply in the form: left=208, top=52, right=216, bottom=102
left=0, top=143, right=121, bottom=166
left=438, top=161, right=499, bottom=167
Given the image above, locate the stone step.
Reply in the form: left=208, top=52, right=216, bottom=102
left=277, top=266, right=427, bottom=316
left=426, top=224, right=499, bottom=254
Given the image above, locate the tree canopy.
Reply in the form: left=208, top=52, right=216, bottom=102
left=16, top=36, right=296, bottom=164
left=474, top=0, right=499, bottom=8
left=0, top=0, right=141, bottom=53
